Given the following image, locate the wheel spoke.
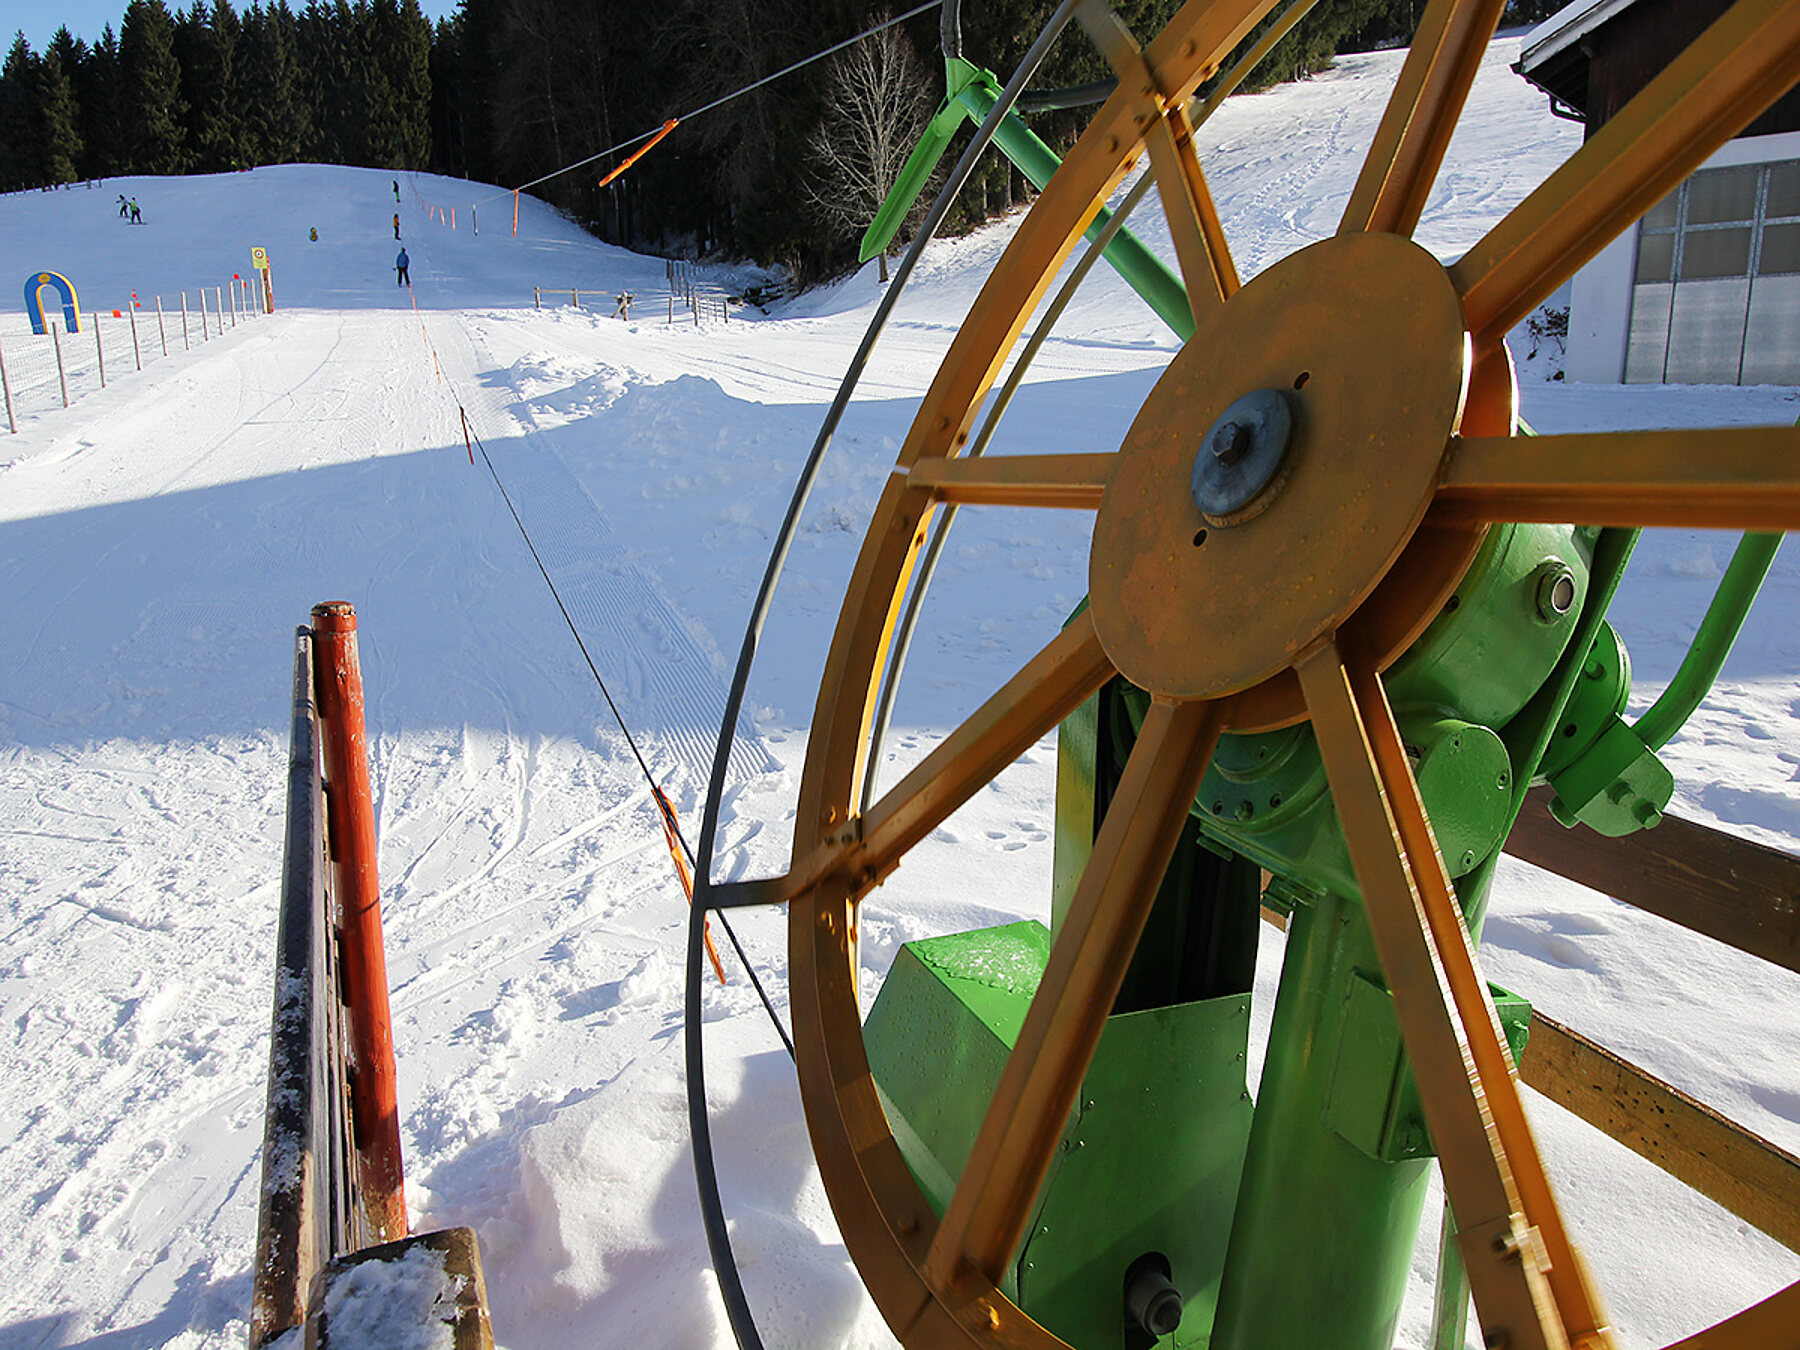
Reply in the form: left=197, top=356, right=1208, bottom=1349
left=814, top=611, right=1117, bottom=904
left=1079, top=0, right=1239, bottom=315
left=1296, top=637, right=1613, bottom=1350
left=1451, top=0, right=1800, bottom=350
left=924, top=695, right=1226, bottom=1288
left=1339, top=0, right=1508, bottom=237
left=1145, top=103, right=1240, bottom=314
left=1439, top=425, right=1800, bottom=530
left=906, top=452, right=1115, bottom=509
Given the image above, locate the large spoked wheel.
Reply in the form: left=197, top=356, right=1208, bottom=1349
left=764, top=1, right=1800, bottom=1346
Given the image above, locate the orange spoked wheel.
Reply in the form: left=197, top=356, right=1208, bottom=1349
left=728, top=1, right=1800, bottom=1346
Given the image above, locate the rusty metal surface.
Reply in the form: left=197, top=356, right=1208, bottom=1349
left=1088, top=233, right=1466, bottom=701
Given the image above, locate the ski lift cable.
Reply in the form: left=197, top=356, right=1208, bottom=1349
left=685, top=4, right=1085, bottom=1347
left=459, top=408, right=794, bottom=1059
left=474, top=0, right=947, bottom=206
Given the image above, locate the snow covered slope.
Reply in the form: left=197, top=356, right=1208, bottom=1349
left=2, top=32, right=1797, bottom=1350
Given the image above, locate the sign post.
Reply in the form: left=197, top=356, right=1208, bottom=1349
left=251, top=247, right=274, bottom=314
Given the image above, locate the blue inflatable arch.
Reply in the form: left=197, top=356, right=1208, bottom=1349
left=24, top=271, right=81, bottom=335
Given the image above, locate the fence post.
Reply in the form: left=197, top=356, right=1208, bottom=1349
left=52, top=325, right=69, bottom=406
left=201, top=287, right=211, bottom=339
left=157, top=296, right=168, bottom=356
left=309, top=601, right=408, bottom=1245
left=95, top=317, right=106, bottom=388
left=129, top=304, right=141, bottom=370
left=230, top=282, right=238, bottom=327
left=534, top=285, right=540, bottom=310
left=182, top=292, right=190, bottom=350
left=0, top=336, right=15, bottom=433
left=571, top=288, right=578, bottom=308
left=217, top=286, right=225, bottom=331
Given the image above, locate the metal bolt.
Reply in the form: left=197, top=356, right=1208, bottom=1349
left=1211, top=419, right=1252, bottom=466
left=1534, top=562, right=1579, bottom=622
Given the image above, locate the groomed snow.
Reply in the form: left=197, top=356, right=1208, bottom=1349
left=2, top=32, right=1797, bottom=1350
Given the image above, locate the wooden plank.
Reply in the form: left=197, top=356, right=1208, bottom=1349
left=1504, top=784, right=1800, bottom=974
left=1518, top=1011, right=1800, bottom=1254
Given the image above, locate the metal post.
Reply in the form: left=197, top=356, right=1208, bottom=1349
left=534, top=286, right=540, bottom=310
left=128, top=303, right=141, bottom=370
left=572, top=288, right=578, bottom=308
left=0, top=335, right=16, bottom=433
left=217, top=286, right=224, bottom=331
left=308, top=601, right=408, bottom=1245
left=668, top=291, right=673, bottom=324
left=157, top=296, right=168, bottom=356
left=53, top=325, right=69, bottom=406
left=95, top=317, right=106, bottom=387
left=181, top=292, right=190, bottom=350
left=230, top=281, right=238, bottom=327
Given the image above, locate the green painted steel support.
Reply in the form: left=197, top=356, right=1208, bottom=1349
left=862, top=59, right=1194, bottom=339
left=1210, top=889, right=1434, bottom=1350
left=1632, top=531, right=1783, bottom=751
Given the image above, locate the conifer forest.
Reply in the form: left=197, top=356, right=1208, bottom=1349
left=1, top=0, right=1566, bottom=279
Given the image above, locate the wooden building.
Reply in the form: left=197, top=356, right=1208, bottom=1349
left=1518, top=0, right=1800, bottom=383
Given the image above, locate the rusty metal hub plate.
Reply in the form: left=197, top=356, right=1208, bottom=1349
left=1089, top=232, right=1469, bottom=701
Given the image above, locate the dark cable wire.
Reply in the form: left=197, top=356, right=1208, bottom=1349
left=464, top=414, right=791, bottom=1058
left=686, top=5, right=1086, bottom=1347
left=478, top=0, right=946, bottom=205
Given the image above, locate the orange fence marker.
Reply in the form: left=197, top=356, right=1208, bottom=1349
left=512, top=191, right=519, bottom=237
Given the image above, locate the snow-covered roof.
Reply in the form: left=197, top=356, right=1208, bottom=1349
left=1518, top=0, right=1643, bottom=73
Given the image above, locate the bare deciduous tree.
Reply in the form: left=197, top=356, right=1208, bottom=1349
left=805, top=16, right=934, bottom=282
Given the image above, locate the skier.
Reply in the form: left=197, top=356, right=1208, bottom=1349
left=129, top=199, right=142, bottom=224
left=392, top=179, right=400, bottom=202
left=393, top=212, right=401, bottom=240
left=396, top=247, right=410, bottom=287
left=117, top=193, right=128, bottom=218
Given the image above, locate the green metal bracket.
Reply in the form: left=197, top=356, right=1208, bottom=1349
left=1633, top=531, right=1783, bottom=751
left=1537, top=622, right=1675, bottom=837
left=862, top=58, right=1194, bottom=338
left=863, top=919, right=1255, bottom=1347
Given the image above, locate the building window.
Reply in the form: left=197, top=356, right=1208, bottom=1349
left=1626, top=159, right=1800, bottom=384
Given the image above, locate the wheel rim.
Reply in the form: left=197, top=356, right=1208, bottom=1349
left=769, top=1, right=1800, bottom=1346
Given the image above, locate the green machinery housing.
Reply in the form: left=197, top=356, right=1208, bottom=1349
left=863, top=511, right=1778, bottom=1349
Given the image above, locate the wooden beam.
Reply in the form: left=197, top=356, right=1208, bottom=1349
left=1518, top=1011, right=1800, bottom=1254
left=1503, top=785, right=1800, bottom=975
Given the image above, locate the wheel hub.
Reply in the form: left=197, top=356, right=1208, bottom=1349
left=1089, top=233, right=1470, bottom=702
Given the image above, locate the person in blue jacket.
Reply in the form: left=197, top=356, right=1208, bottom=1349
left=396, top=248, right=410, bottom=287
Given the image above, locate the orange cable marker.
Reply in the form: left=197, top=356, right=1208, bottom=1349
left=653, top=787, right=727, bottom=985
left=459, top=406, right=474, bottom=465
left=598, top=119, right=679, bottom=189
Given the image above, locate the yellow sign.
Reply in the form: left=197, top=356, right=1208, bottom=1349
left=251, top=247, right=269, bottom=270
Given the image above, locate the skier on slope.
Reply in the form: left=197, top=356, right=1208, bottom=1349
left=393, top=212, right=401, bottom=240
left=129, top=199, right=142, bottom=224
left=396, top=248, right=410, bottom=287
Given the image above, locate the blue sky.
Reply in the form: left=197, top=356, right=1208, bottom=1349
left=8, top=0, right=462, bottom=54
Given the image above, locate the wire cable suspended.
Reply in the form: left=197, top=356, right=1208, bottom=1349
left=474, top=0, right=946, bottom=206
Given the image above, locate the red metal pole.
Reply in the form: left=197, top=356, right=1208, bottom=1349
left=310, top=600, right=407, bottom=1244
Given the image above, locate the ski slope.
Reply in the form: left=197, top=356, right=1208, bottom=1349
left=2, top=32, right=1799, bottom=1350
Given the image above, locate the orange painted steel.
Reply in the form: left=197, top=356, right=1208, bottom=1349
left=309, top=601, right=407, bottom=1246
left=598, top=119, right=679, bottom=189
left=774, top=0, right=1800, bottom=1346
left=1338, top=0, right=1509, bottom=236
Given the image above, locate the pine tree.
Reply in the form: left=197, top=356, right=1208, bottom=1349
left=36, top=43, right=86, bottom=183
left=78, top=26, right=129, bottom=177
left=390, top=0, right=432, bottom=168
left=121, top=0, right=189, bottom=172
left=242, top=2, right=308, bottom=164
left=191, top=0, right=252, bottom=170
left=0, top=33, right=39, bottom=191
